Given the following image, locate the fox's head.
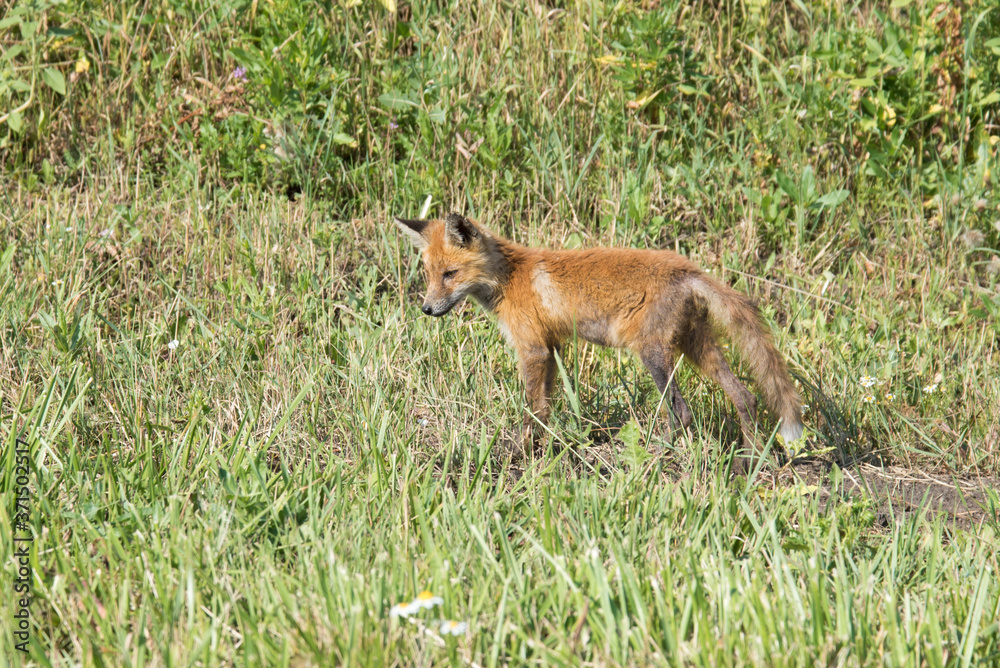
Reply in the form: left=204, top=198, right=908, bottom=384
left=394, top=213, right=503, bottom=317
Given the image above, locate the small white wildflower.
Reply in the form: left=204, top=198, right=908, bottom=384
left=923, top=383, right=938, bottom=394
left=66, top=226, right=73, bottom=232
left=389, top=602, right=416, bottom=618
left=51, top=279, right=63, bottom=287
left=410, top=591, right=443, bottom=610
left=168, top=339, right=179, bottom=351
left=861, top=395, right=875, bottom=404
left=859, top=375, right=876, bottom=388
left=418, top=418, right=429, bottom=427
left=884, top=392, right=895, bottom=401
left=439, top=620, right=467, bottom=636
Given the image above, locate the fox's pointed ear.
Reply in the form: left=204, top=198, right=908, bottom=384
left=394, top=216, right=430, bottom=250
left=444, top=213, right=480, bottom=248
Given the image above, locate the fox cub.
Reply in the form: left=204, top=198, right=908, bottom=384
left=395, top=213, right=804, bottom=458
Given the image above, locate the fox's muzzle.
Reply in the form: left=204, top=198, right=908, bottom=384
left=421, top=300, right=455, bottom=317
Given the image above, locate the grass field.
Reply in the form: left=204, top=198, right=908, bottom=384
left=2, top=0, right=1000, bottom=665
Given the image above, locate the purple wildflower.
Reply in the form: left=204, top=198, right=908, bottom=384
left=389, top=121, right=399, bottom=130
left=232, top=66, right=248, bottom=82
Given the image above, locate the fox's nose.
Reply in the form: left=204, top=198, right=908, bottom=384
left=421, top=304, right=433, bottom=316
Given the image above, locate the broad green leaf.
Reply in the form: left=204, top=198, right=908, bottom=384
left=618, top=419, right=651, bottom=468
left=37, top=310, right=56, bottom=330
left=801, top=165, right=816, bottom=201
left=810, top=189, right=850, bottom=212
left=864, top=36, right=883, bottom=59
left=1, top=44, right=24, bottom=62
left=228, top=47, right=253, bottom=62
left=0, top=242, right=15, bottom=275
left=43, top=67, right=66, bottom=95
left=7, top=109, right=23, bottom=133
left=762, top=194, right=779, bottom=221
left=19, top=21, right=38, bottom=40
left=378, top=91, right=418, bottom=110
left=618, top=419, right=641, bottom=450
left=269, top=76, right=284, bottom=105
left=775, top=171, right=799, bottom=203
left=975, top=91, right=999, bottom=108
left=332, top=132, right=357, bottom=146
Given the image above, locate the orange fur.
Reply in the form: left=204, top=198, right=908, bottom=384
left=395, top=213, right=804, bottom=460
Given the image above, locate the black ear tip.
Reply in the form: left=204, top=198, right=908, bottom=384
left=394, top=216, right=430, bottom=232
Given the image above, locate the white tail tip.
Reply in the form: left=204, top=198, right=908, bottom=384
left=780, top=422, right=804, bottom=443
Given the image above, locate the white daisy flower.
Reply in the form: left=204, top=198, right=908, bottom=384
left=439, top=620, right=467, bottom=636
left=389, top=602, right=416, bottom=618
left=859, top=375, right=876, bottom=388
left=861, top=395, right=875, bottom=404
left=884, top=393, right=895, bottom=401
left=168, top=339, right=180, bottom=351
left=923, top=384, right=938, bottom=394
left=410, top=591, right=443, bottom=610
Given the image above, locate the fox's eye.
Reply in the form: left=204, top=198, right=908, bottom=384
left=443, top=269, right=457, bottom=280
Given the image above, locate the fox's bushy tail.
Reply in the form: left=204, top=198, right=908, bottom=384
left=692, top=277, right=804, bottom=441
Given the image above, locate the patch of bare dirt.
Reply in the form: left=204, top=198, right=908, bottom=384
left=778, top=458, right=1000, bottom=530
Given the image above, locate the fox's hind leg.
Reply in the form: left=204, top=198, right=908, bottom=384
left=678, top=312, right=761, bottom=468
left=639, top=345, right=692, bottom=433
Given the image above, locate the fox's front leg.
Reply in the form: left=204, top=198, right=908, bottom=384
left=517, top=345, right=556, bottom=451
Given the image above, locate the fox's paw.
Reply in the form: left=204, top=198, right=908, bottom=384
left=779, top=422, right=805, bottom=444
left=725, top=452, right=751, bottom=478
left=517, top=423, right=544, bottom=460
